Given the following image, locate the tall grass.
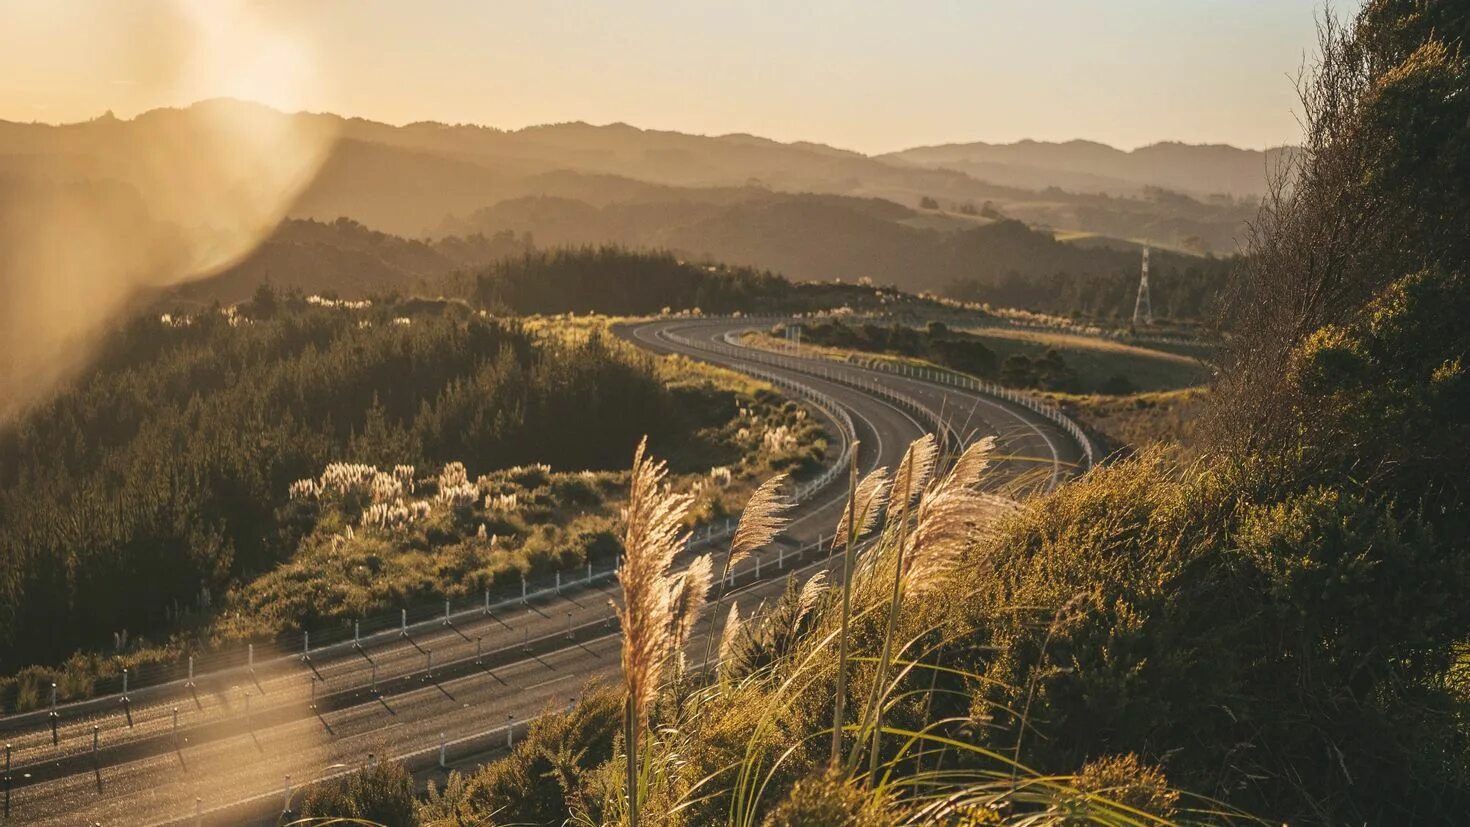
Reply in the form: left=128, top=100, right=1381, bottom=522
left=831, top=445, right=890, bottom=765
left=616, top=437, right=696, bottom=827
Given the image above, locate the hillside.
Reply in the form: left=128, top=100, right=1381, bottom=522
left=158, top=204, right=1232, bottom=323
left=884, top=139, right=1295, bottom=199
left=0, top=100, right=1262, bottom=252
left=164, top=217, right=530, bottom=306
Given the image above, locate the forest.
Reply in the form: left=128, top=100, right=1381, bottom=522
left=0, top=287, right=762, bottom=685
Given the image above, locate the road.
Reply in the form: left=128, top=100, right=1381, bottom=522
left=0, top=316, right=1083, bottom=825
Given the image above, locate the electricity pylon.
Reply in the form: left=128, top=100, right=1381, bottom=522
left=1133, top=247, right=1153, bottom=326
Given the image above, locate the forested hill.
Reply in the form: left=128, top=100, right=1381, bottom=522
left=167, top=212, right=1233, bottom=323
left=164, top=217, right=531, bottom=307
left=0, top=295, right=682, bottom=670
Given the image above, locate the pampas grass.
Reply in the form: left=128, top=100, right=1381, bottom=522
left=902, top=436, right=1003, bottom=594
left=727, top=473, right=791, bottom=573
left=702, top=471, right=793, bottom=681
left=887, top=433, right=938, bottom=522
left=718, top=602, right=743, bottom=666
left=617, top=437, right=695, bottom=827
left=669, top=553, right=714, bottom=675
left=831, top=443, right=890, bottom=764
left=833, top=465, right=891, bottom=550
left=856, top=435, right=1003, bottom=777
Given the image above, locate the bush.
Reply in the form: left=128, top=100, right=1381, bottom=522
left=418, top=681, right=621, bottom=825
left=296, top=759, right=417, bottom=826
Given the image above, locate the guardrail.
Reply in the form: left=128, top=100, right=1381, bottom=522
left=716, top=323, right=1095, bottom=470
left=660, top=326, right=961, bottom=458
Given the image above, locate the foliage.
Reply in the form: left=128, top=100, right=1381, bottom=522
left=0, top=295, right=783, bottom=691
left=296, top=758, right=417, bottom=826
left=418, top=681, right=623, bottom=826
left=464, top=246, right=793, bottom=316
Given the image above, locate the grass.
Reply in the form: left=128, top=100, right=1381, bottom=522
left=386, top=436, right=1243, bottom=827
left=1045, top=387, right=1209, bottom=455
left=745, top=324, right=1209, bottom=395
left=957, top=326, right=1210, bottom=392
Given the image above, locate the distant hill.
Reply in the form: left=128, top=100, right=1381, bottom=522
left=159, top=200, right=1232, bottom=326
left=883, top=139, right=1296, bottom=199
left=165, top=217, right=529, bottom=306
left=1, top=100, right=1265, bottom=253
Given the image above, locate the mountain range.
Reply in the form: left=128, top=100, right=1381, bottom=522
left=1, top=99, right=1270, bottom=305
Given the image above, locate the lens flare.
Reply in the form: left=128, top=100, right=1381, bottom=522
left=0, top=0, right=337, bottom=422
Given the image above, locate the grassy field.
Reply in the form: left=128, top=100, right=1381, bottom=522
left=1047, top=386, right=1210, bottom=456
left=958, top=325, right=1211, bottom=392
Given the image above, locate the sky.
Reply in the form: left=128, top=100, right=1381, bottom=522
left=0, top=0, right=1354, bottom=154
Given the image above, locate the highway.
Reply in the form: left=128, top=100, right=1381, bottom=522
left=0, top=316, right=1084, bottom=825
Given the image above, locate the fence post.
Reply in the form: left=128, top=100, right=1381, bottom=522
left=400, top=609, right=408, bottom=637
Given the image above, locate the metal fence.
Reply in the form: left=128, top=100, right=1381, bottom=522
left=705, top=319, right=1096, bottom=469
left=153, top=530, right=841, bottom=826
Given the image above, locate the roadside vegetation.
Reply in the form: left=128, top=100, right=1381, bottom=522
left=0, top=292, right=827, bottom=712
left=302, top=3, right=1470, bottom=823
left=761, top=318, right=1208, bottom=395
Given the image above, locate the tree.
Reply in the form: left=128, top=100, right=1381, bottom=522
left=1000, top=354, right=1035, bottom=387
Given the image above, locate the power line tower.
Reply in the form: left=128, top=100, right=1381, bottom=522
left=1133, top=246, right=1153, bottom=326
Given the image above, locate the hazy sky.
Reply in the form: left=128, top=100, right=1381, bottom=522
left=1, top=0, right=1353, bottom=153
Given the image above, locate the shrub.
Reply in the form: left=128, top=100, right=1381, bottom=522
left=296, top=759, right=417, bottom=826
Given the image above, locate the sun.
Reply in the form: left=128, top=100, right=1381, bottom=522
left=175, top=0, right=321, bottom=113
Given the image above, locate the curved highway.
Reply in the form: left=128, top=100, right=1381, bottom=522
left=0, top=316, right=1083, bottom=825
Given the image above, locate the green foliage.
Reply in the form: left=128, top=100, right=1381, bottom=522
left=967, top=451, right=1470, bottom=822
left=760, top=770, right=894, bottom=827
left=0, top=300, right=676, bottom=674
left=795, top=320, right=1002, bottom=381
left=417, top=681, right=623, bottom=826
left=296, top=759, right=417, bottom=826
left=467, top=246, right=793, bottom=316
left=1072, top=755, right=1179, bottom=823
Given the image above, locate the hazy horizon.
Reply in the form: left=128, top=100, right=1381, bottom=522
left=8, top=95, right=1306, bottom=156
left=1, top=0, right=1352, bottom=155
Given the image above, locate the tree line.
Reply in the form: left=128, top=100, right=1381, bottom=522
left=0, top=287, right=683, bottom=671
